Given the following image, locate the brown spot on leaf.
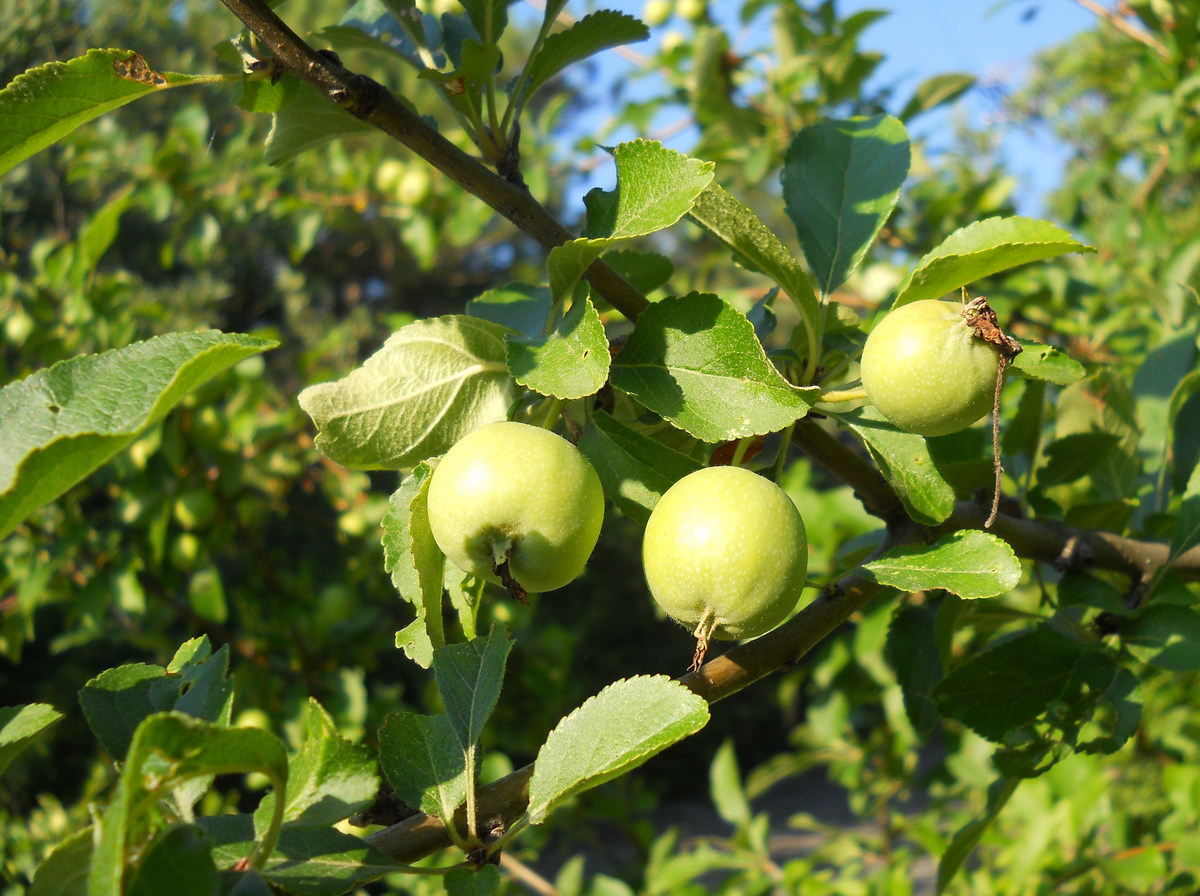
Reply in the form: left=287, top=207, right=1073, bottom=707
left=113, top=53, right=167, bottom=87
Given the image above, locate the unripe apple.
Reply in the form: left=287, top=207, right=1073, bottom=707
left=426, top=422, right=605, bottom=595
left=642, top=0, right=672, bottom=26
left=860, top=299, right=1000, bottom=437
left=642, top=466, right=807, bottom=649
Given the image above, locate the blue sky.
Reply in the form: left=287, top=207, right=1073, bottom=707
left=569, top=0, right=1098, bottom=215
left=841, top=0, right=1095, bottom=213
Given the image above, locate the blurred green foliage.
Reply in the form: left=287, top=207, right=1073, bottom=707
left=3, top=0, right=1200, bottom=894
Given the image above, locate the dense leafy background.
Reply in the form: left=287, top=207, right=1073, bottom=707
left=3, top=0, right=1200, bottom=894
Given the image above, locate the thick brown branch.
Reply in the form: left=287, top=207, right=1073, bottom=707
left=791, top=418, right=906, bottom=524
left=218, top=0, right=648, bottom=321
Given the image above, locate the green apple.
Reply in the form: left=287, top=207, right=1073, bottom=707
left=426, top=422, right=605, bottom=595
left=642, top=466, right=807, bottom=649
left=860, top=299, right=1000, bottom=437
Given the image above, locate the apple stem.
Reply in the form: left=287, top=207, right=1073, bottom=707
left=985, top=357, right=1009, bottom=528
left=491, top=541, right=528, bottom=604
left=691, top=607, right=718, bottom=672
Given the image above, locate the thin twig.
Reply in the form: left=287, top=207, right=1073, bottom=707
left=219, top=0, right=648, bottom=322
left=1072, top=0, right=1169, bottom=57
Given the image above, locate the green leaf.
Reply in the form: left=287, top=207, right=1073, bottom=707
left=30, top=827, right=93, bottom=896
left=609, top=293, right=817, bottom=443
left=126, top=825, right=217, bottom=896
left=1009, top=340, right=1086, bottom=385
left=0, top=49, right=217, bottom=177
left=1124, top=604, right=1200, bottom=672
left=203, top=817, right=408, bottom=896
left=893, top=216, right=1095, bottom=308
left=79, top=641, right=231, bottom=762
left=458, top=0, right=507, bottom=42
left=298, top=315, right=516, bottom=471
left=933, top=625, right=1117, bottom=742
left=936, top=776, right=1019, bottom=894
left=265, top=78, right=374, bottom=165
left=549, top=140, right=714, bottom=301
left=1037, top=432, right=1122, bottom=487
left=433, top=625, right=512, bottom=750
left=863, top=531, right=1021, bottom=599
left=781, top=115, right=910, bottom=295
left=527, top=676, right=709, bottom=824
left=506, top=296, right=610, bottom=399
left=382, top=464, right=445, bottom=667
left=899, top=72, right=975, bottom=121
left=89, top=714, right=288, bottom=896
left=0, top=330, right=276, bottom=540
left=265, top=699, right=378, bottom=828
left=885, top=604, right=942, bottom=736
left=835, top=406, right=955, bottom=525
left=1168, top=371, right=1200, bottom=486
left=0, top=703, right=64, bottom=778
left=601, top=249, right=674, bottom=296
left=377, top=712, right=467, bottom=823
left=1077, top=667, right=1142, bottom=755
left=522, top=11, right=648, bottom=101
left=577, top=410, right=703, bottom=524
left=1057, top=571, right=1133, bottom=616
left=1167, top=462, right=1200, bottom=568
left=466, top=284, right=553, bottom=338
left=687, top=182, right=821, bottom=359
left=708, top=740, right=751, bottom=828
left=445, top=865, right=502, bottom=896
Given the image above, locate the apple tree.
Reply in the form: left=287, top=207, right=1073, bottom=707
left=2, top=1, right=1200, bottom=894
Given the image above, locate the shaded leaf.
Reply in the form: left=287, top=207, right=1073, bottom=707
left=885, top=604, right=943, bottom=736
left=687, top=182, right=820, bottom=349
left=894, top=216, right=1095, bottom=308
left=265, top=78, right=374, bottom=165
left=458, top=0, right=507, bottom=42
left=0, top=704, right=64, bottom=778
left=90, top=714, right=288, bottom=896
left=609, top=293, right=816, bottom=443
left=937, top=777, right=1019, bottom=893
left=899, top=72, right=975, bottom=121
left=0, top=331, right=276, bottom=539
left=126, top=825, right=217, bottom=896
left=1124, top=604, right=1200, bottom=672
left=261, top=699, right=378, bottom=829
left=1167, top=462, right=1200, bottom=567
left=507, top=296, right=610, bottom=399
left=79, top=640, right=231, bottom=762
left=577, top=410, right=703, bottom=524
left=298, top=315, right=516, bottom=472
left=433, top=625, right=512, bottom=750
left=1037, top=432, right=1122, bottom=487
left=203, top=816, right=408, bottom=896
left=382, top=464, right=445, bottom=667
left=29, top=828, right=92, bottom=896
left=466, top=284, right=552, bottom=339
left=836, top=406, right=955, bottom=525
left=933, top=625, right=1117, bottom=742
left=864, top=531, right=1021, bottom=599
left=528, top=676, right=709, bottom=824
left=782, top=115, right=910, bottom=295
left=445, top=865, right=501, bottom=896
left=522, top=11, right=648, bottom=100
left=377, top=712, right=467, bottom=823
